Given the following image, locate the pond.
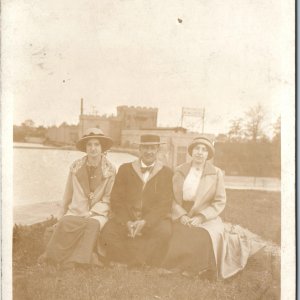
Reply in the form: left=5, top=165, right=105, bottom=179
left=14, top=143, right=136, bottom=206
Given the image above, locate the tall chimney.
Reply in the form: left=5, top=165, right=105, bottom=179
left=80, top=98, right=83, bottom=115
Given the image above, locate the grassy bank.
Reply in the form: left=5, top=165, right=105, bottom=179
left=13, top=190, right=280, bottom=300
left=222, top=189, right=280, bottom=244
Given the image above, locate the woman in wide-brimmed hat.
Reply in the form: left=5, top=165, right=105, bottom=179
left=39, top=128, right=116, bottom=270
left=160, top=136, right=265, bottom=279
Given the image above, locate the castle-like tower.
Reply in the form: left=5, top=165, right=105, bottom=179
left=78, top=100, right=158, bottom=146
left=116, top=105, right=158, bottom=129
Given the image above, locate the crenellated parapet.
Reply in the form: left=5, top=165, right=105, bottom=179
left=117, top=105, right=158, bottom=112
left=78, top=99, right=158, bottom=144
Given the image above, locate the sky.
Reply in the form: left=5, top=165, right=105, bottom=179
left=4, top=0, right=293, bottom=135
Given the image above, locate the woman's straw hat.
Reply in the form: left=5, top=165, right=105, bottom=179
left=188, top=136, right=215, bottom=159
left=76, top=128, right=113, bottom=152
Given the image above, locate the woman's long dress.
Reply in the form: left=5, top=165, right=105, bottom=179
left=43, top=157, right=115, bottom=267
left=161, top=201, right=216, bottom=274
left=162, top=162, right=265, bottom=279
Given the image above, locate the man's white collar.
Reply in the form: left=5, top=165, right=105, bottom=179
left=140, top=160, right=155, bottom=168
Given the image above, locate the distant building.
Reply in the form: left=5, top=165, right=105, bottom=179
left=117, top=106, right=158, bottom=129
left=121, top=127, right=214, bottom=169
left=46, top=100, right=158, bottom=146
left=78, top=114, right=122, bottom=144
left=45, top=100, right=214, bottom=167
left=78, top=100, right=158, bottom=146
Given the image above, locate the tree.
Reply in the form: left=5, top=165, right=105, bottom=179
left=272, top=116, right=281, bottom=144
left=13, top=125, right=26, bottom=142
left=19, top=119, right=35, bottom=137
left=21, top=119, right=35, bottom=128
left=228, top=118, right=244, bottom=142
left=35, top=125, right=47, bottom=138
left=244, top=103, right=266, bottom=142
left=215, top=133, right=228, bottom=143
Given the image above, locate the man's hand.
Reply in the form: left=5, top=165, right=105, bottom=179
left=126, top=220, right=146, bottom=238
left=127, top=221, right=135, bottom=238
left=132, top=220, right=146, bottom=238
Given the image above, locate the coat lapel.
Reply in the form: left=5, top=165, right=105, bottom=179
left=176, top=162, right=192, bottom=178
left=75, top=161, right=91, bottom=198
left=147, top=160, right=163, bottom=182
left=131, top=160, right=144, bottom=182
left=72, top=155, right=116, bottom=207
left=131, top=159, right=164, bottom=185
left=189, top=162, right=217, bottom=216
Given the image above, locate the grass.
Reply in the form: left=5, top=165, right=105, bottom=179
left=222, top=189, right=280, bottom=244
left=13, top=190, right=281, bottom=300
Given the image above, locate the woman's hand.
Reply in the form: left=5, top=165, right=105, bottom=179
left=180, top=215, right=190, bottom=225
left=89, top=211, right=97, bottom=217
left=188, top=215, right=205, bottom=227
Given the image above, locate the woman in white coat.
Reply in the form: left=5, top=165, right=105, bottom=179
left=39, top=128, right=116, bottom=270
left=161, top=136, right=264, bottom=279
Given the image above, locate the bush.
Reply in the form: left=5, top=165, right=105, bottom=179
left=13, top=217, right=57, bottom=267
left=214, top=142, right=281, bottom=177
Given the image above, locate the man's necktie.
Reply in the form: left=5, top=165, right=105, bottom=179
left=141, top=166, right=152, bottom=173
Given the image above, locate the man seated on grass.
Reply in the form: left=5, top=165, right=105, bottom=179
left=101, top=134, right=173, bottom=268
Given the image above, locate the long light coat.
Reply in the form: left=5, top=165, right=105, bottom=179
left=60, top=155, right=116, bottom=229
left=172, top=161, right=265, bottom=279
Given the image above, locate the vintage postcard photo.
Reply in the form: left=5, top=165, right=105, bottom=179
left=2, top=0, right=295, bottom=299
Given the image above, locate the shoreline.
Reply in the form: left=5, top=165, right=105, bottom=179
left=13, top=143, right=139, bottom=157
left=14, top=188, right=281, bottom=226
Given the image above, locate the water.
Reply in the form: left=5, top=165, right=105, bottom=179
left=13, top=143, right=136, bottom=206
left=14, top=142, right=53, bottom=148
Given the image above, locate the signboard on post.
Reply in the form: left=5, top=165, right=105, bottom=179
left=182, top=107, right=204, bottom=118
left=181, top=107, right=205, bottom=133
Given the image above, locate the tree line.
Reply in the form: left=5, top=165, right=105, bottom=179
left=13, top=120, right=47, bottom=142
left=214, top=103, right=280, bottom=177
left=220, top=103, right=280, bottom=144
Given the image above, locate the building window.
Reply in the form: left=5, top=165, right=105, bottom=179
left=176, top=146, right=187, bottom=165
left=176, top=153, right=186, bottom=166
left=178, top=146, right=187, bottom=152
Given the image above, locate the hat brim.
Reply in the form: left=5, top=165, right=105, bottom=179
left=188, top=140, right=215, bottom=160
left=76, top=135, right=113, bottom=152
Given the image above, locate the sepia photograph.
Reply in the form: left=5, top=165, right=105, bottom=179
left=2, top=0, right=295, bottom=299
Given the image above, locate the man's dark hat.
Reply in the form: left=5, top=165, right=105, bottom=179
left=76, top=128, right=113, bottom=152
left=134, top=134, right=166, bottom=145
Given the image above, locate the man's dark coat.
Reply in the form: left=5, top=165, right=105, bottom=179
left=110, top=160, right=174, bottom=229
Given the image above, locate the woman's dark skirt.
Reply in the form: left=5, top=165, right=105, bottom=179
left=44, top=215, right=102, bottom=267
left=161, top=202, right=216, bottom=274
left=161, top=223, right=216, bottom=273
